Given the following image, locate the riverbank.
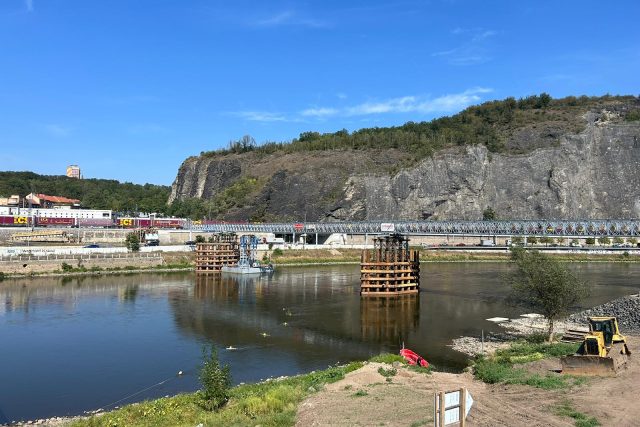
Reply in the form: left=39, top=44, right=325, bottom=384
left=7, top=290, right=640, bottom=427
left=0, top=252, right=194, bottom=279
left=2, top=247, right=638, bottom=280
left=15, top=335, right=638, bottom=427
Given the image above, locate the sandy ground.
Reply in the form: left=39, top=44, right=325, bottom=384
left=296, top=336, right=640, bottom=427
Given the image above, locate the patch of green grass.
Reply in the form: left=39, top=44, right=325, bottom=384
left=406, top=364, right=433, bottom=375
left=368, top=353, right=404, bottom=364
left=377, top=367, right=397, bottom=378
left=494, top=341, right=579, bottom=364
left=473, top=341, right=583, bottom=390
left=352, top=390, right=368, bottom=397
left=410, top=420, right=430, bottom=427
left=71, top=361, right=364, bottom=427
left=554, top=400, right=600, bottom=427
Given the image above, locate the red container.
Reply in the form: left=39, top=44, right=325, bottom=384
left=153, top=219, right=184, bottom=228
left=77, top=218, right=114, bottom=227
left=136, top=218, right=152, bottom=228
left=0, top=215, right=31, bottom=226
left=37, top=217, right=75, bottom=227
left=116, top=218, right=136, bottom=228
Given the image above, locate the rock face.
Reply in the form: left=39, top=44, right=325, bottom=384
left=170, top=115, right=640, bottom=221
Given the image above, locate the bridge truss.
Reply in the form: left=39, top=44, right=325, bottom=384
left=193, top=220, right=640, bottom=237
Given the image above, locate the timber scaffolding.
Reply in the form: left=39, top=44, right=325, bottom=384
left=195, top=233, right=240, bottom=273
left=360, top=234, right=420, bottom=296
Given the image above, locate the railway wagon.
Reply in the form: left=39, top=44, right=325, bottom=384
left=116, top=218, right=153, bottom=228
left=0, top=215, right=33, bottom=226
left=153, top=218, right=185, bottom=229
left=37, top=217, right=75, bottom=227
left=77, top=218, right=115, bottom=228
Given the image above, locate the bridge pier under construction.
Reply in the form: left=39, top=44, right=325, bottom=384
left=360, top=234, right=420, bottom=296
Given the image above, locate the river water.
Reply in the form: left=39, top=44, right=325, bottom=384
left=1, top=263, right=639, bottom=422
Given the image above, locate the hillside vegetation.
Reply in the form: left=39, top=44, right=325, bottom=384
left=200, top=94, right=640, bottom=163
left=0, top=172, right=171, bottom=214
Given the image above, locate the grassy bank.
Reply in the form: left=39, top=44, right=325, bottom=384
left=70, top=361, right=374, bottom=427
left=472, top=338, right=583, bottom=389
left=269, top=248, right=362, bottom=265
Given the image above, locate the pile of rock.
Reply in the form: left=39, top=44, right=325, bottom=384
left=569, top=293, right=640, bottom=334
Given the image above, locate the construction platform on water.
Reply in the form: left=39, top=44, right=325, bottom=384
left=195, top=233, right=273, bottom=274
left=360, top=233, right=420, bottom=296
left=195, top=233, right=239, bottom=273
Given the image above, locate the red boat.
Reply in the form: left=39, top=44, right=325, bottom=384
left=400, top=348, right=429, bottom=368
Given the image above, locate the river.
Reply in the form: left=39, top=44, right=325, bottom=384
left=1, top=263, right=639, bottom=422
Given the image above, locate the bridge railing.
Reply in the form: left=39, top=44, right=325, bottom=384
left=190, top=219, right=640, bottom=237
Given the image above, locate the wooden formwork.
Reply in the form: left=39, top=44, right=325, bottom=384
left=360, top=234, right=420, bottom=296
left=195, top=233, right=239, bottom=273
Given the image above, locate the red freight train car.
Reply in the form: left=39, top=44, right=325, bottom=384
left=116, top=218, right=153, bottom=228
left=77, top=218, right=115, bottom=228
left=0, top=215, right=33, bottom=226
left=37, top=217, right=75, bottom=227
left=153, top=218, right=184, bottom=229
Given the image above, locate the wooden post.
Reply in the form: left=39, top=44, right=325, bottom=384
left=439, top=391, right=445, bottom=427
left=459, top=388, right=466, bottom=427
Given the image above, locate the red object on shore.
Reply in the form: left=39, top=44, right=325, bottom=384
left=400, top=348, right=429, bottom=368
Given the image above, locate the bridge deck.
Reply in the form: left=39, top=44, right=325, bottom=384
left=193, top=220, right=640, bottom=237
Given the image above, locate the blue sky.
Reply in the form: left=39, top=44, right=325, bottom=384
left=1, top=1, right=638, bottom=185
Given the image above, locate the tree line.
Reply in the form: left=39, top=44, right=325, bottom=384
left=200, top=94, right=639, bottom=162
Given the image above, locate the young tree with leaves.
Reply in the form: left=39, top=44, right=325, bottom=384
left=507, top=247, right=589, bottom=342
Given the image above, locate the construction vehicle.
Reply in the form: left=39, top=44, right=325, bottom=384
left=561, top=317, right=631, bottom=376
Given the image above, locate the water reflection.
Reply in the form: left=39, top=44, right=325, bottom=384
left=360, top=295, right=420, bottom=345
left=2, top=264, right=640, bottom=422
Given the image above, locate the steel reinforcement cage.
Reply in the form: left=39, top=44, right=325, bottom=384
left=192, top=220, right=640, bottom=237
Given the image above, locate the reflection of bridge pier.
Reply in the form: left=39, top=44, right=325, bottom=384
left=360, top=294, right=420, bottom=344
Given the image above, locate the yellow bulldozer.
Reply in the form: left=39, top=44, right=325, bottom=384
left=561, top=316, right=631, bottom=376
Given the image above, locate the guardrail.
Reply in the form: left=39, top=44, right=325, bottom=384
left=192, top=219, right=640, bottom=237
left=0, top=252, right=163, bottom=263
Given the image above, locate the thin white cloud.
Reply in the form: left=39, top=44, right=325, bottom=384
left=298, top=88, right=493, bottom=119
left=256, top=11, right=294, bottom=26
left=251, top=10, right=328, bottom=29
left=231, top=111, right=287, bottom=122
left=434, top=28, right=497, bottom=65
left=472, top=30, right=497, bottom=42
left=301, top=107, right=339, bottom=118
left=44, top=124, right=71, bottom=137
left=232, top=88, right=492, bottom=123
left=25, top=0, right=33, bottom=12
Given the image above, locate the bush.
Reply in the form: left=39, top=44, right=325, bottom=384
left=195, top=235, right=206, bottom=243
left=125, top=232, right=140, bottom=252
left=0, top=271, right=4, bottom=281
left=272, top=248, right=284, bottom=257
left=199, top=345, right=232, bottom=411
left=61, top=262, right=73, bottom=272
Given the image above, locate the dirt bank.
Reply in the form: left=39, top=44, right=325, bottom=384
left=296, top=336, right=639, bottom=427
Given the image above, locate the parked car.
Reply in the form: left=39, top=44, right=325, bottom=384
left=185, top=240, right=196, bottom=245
left=83, top=244, right=100, bottom=248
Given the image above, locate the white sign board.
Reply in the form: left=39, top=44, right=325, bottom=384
left=434, top=388, right=474, bottom=426
left=380, top=223, right=395, bottom=232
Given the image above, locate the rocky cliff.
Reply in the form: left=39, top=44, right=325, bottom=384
left=170, top=104, right=640, bottom=221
